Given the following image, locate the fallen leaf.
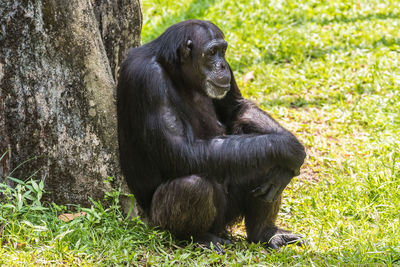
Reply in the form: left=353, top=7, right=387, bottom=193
left=1, top=241, right=26, bottom=248
left=16, top=242, right=26, bottom=248
left=243, top=71, right=254, bottom=85
left=58, top=212, right=87, bottom=222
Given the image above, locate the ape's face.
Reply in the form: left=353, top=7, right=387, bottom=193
left=198, top=38, right=231, bottom=99
left=181, top=36, right=231, bottom=99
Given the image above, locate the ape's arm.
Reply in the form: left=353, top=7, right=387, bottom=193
left=141, top=68, right=304, bottom=181
left=214, top=70, right=296, bottom=135
left=214, top=74, right=305, bottom=160
left=231, top=100, right=288, bottom=134
left=213, top=71, right=306, bottom=201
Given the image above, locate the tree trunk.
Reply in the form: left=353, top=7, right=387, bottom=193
left=0, top=0, right=142, bottom=208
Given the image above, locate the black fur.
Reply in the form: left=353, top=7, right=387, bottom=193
left=117, top=20, right=306, bottom=250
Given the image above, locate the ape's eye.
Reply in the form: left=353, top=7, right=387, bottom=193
left=209, top=48, right=216, bottom=55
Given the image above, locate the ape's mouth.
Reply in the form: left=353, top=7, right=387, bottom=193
left=207, top=79, right=230, bottom=89
left=206, top=80, right=230, bottom=99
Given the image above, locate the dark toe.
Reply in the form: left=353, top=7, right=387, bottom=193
left=265, top=229, right=305, bottom=249
left=194, top=233, right=231, bottom=254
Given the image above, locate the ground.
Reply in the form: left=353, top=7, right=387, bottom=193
left=0, top=0, right=399, bottom=265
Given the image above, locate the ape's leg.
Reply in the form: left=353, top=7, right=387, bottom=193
left=150, top=175, right=230, bottom=253
left=243, top=167, right=304, bottom=249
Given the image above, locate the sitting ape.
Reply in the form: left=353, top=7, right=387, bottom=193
left=117, top=20, right=306, bottom=252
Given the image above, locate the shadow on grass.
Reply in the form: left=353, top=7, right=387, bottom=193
left=373, top=36, right=400, bottom=47
left=306, top=11, right=400, bottom=26
left=278, top=11, right=400, bottom=28
left=261, top=34, right=400, bottom=66
left=261, top=93, right=350, bottom=109
left=143, top=0, right=216, bottom=43
left=301, top=36, right=400, bottom=61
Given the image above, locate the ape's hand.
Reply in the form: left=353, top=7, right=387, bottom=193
left=251, top=168, right=296, bottom=202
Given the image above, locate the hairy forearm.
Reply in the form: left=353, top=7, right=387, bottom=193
left=232, top=100, right=288, bottom=135
left=154, top=133, right=303, bottom=181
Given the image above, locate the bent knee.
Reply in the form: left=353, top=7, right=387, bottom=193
left=175, top=175, right=212, bottom=192
left=150, top=175, right=217, bottom=238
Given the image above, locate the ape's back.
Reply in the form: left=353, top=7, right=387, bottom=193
left=117, top=46, right=165, bottom=211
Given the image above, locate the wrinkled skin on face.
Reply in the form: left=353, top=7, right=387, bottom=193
left=200, top=39, right=231, bottom=99
left=181, top=36, right=232, bottom=99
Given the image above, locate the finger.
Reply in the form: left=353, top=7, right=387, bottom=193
left=263, top=184, right=279, bottom=202
left=297, top=238, right=307, bottom=248
left=251, top=186, right=261, bottom=195
left=272, top=185, right=286, bottom=201
left=252, top=183, right=271, bottom=197
left=213, top=243, right=225, bottom=255
left=267, top=242, right=279, bottom=250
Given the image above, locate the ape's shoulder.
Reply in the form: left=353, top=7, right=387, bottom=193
left=120, top=48, right=166, bottom=85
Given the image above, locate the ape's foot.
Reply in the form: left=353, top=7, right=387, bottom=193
left=194, top=233, right=232, bottom=254
left=257, top=228, right=305, bottom=249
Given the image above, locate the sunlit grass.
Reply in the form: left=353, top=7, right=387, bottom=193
left=1, top=0, right=399, bottom=265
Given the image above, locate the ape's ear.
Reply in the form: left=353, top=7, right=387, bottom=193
left=180, top=40, right=193, bottom=62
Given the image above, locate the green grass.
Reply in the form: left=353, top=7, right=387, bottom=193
left=2, top=0, right=400, bottom=265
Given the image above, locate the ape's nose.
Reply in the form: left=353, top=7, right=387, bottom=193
left=217, top=61, right=226, bottom=70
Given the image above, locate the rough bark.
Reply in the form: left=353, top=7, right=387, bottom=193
left=93, top=0, right=142, bottom=80
left=0, top=0, right=142, bottom=208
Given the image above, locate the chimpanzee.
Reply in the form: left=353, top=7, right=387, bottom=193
left=117, top=20, right=306, bottom=253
